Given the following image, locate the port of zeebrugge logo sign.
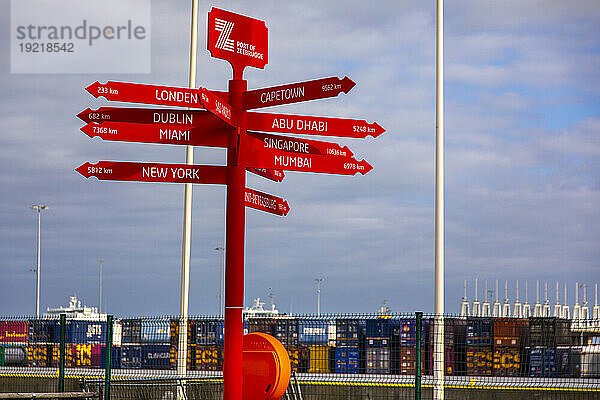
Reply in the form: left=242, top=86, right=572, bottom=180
left=208, top=7, right=268, bottom=74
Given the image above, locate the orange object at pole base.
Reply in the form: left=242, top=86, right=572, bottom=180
left=243, top=333, right=291, bottom=400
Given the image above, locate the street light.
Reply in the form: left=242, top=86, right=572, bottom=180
left=30, top=204, right=48, bottom=317
left=98, top=259, right=104, bottom=314
left=314, top=277, right=324, bottom=316
left=215, top=247, right=224, bottom=317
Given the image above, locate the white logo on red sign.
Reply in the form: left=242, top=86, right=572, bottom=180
left=214, top=18, right=234, bottom=52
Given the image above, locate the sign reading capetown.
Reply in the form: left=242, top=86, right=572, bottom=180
left=207, top=7, right=268, bottom=77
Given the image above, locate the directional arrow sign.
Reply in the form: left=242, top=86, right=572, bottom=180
left=244, top=76, right=355, bottom=110
left=81, top=122, right=229, bottom=148
left=247, top=168, right=285, bottom=182
left=245, top=188, right=289, bottom=216
left=247, top=131, right=353, bottom=158
left=86, top=81, right=203, bottom=108
left=245, top=148, right=372, bottom=176
left=76, top=161, right=227, bottom=185
left=77, top=107, right=228, bottom=128
left=85, top=82, right=235, bottom=126
left=247, top=112, right=385, bottom=139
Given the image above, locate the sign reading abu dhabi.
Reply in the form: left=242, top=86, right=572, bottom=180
left=10, top=0, right=150, bottom=74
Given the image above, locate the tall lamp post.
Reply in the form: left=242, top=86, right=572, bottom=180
left=315, top=278, right=324, bottom=316
left=98, top=259, right=104, bottom=314
left=215, top=247, right=225, bottom=317
left=31, top=204, right=48, bottom=317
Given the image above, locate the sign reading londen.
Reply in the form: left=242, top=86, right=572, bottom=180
left=207, top=7, right=268, bottom=77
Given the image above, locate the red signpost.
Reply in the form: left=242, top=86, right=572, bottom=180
left=243, top=76, right=355, bottom=110
left=247, top=112, right=385, bottom=138
left=245, top=188, right=289, bottom=216
left=77, top=7, right=384, bottom=400
left=76, top=161, right=227, bottom=185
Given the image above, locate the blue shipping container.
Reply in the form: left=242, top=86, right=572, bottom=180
left=298, top=320, right=329, bottom=345
left=197, top=320, right=224, bottom=345
left=394, top=318, right=429, bottom=346
left=141, top=320, right=170, bottom=343
left=467, top=318, right=492, bottom=346
left=99, top=346, right=121, bottom=369
left=335, top=347, right=360, bottom=374
left=28, top=320, right=56, bottom=343
left=70, top=321, right=106, bottom=344
left=366, top=319, right=397, bottom=347
left=529, top=348, right=556, bottom=377
left=121, top=345, right=141, bottom=369
left=336, top=319, right=365, bottom=347
left=141, top=344, right=171, bottom=369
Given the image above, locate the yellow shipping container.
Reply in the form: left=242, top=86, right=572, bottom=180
left=308, top=345, right=329, bottom=373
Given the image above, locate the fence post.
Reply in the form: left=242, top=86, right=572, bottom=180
left=415, top=312, right=422, bottom=400
left=58, top=313, right=66, bottom=392
left=105, top=315, right=113, bottom=400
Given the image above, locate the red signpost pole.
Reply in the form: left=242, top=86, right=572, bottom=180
left=224, top=78, right=247, bottom=400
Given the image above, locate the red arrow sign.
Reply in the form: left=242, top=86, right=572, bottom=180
left=247, top=168, right=285, bottom=182
left=200, top=87, right=234, bottom=126
left=247, top=112, right=385, bottom=139
left=81, top=122, right=229, bottom=148
left=247, top=131, right=353, bottom=158
left=245, top=148, right=372, bottom=176
left=245, top=188, right=289, bottom=216
left=86, top=81, right=203, bottom=108
left=244, top=76, right=355, bottom=110
left=77, top=107, right=227, bottom=127
left=208, top=7, right=268, bottom=77
left=76, top=161, right=227, bottom=185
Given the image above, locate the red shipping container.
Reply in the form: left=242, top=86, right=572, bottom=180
left=429, top=346, right=456, bottom=375
left=467, top=346, right=493, bottom=376
left=493, top=347, right=521, bottom=377
left=0, top=321, right=28, bottom=343
left=493, top=318, right=528, bottom=347
left=398, top=346, right=425, bottom=375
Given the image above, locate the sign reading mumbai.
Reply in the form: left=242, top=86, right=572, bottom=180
left=207, top=7, right=268, bottom=77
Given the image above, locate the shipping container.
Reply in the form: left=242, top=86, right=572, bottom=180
left=195, top=345, right=223, bottom=371
left=466, top=345, right=493, bottom=376
left=28, top=319, right=56, bottom=343
left=429, top=346, right=457, bottom=375
left=98, top=345, right=121, bottom=370
left=555, top=347, right=581, bottom=378
left=529, top=347, right=556, bottom=377
left=493, top=347, right=520, bottom=376
left=170, top=319, right=197, bottom=345
left=287, top=345, right=309, bottom=373
left=366, top=319, right=396, bottom=347
left=0, top=345, right=27, bottom=366
left=394, top=318, right=430, bottom=347
left=276, top=318, right=299, bottom=346
left=0, top=321, right=28, bottom=343
left=580, top=345, right=600, bottom=378
left=196, top=320, right=223, bottom=345
left=111, top=320, right=122, bottom=347
left=121, top=319, right=142, bottom=344
left=121, top=345, right=141, bottom=369
left=247, top=318, right=276, bottom=336
left=27, top=344, right=52, bottom=367
left=169, top=342, right=196, bottom=370
left=141, top=344, right=171, bottom=369
left=308, top=345, right=330, bottom=373
left=141, top=319, right=170, bottom=343
left=69, top=321, right=107, bottom=344
left=366, top=346, right=391, bottom=374
left=335, top=346, right=360, bottom=374
left=51, top=344, right=99, bottom=368
left=298, top=320, right=328, bottom=345
left=394, top=346, right=425, bottom=375
left=529, top=318, right=572, bottom=347
left=467, top=318, right=492, bottom=346
left=335, top=319, right=365, bottom=347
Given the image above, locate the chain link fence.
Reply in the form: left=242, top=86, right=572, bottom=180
left=1, top=313, right=599, bottom=399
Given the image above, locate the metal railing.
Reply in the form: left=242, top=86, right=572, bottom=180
left=1, top=313, right=599, bottom=399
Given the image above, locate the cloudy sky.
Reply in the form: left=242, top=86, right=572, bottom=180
left=1, top=0, right=598, bottom=317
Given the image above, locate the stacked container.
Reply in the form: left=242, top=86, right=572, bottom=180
left=492, top=318, right=525, bottom=377
left=365, top=318, right=395, bottom=374
left=298, top=319, right=331, bottom=373
left=335, top=319, right=365, bottom=373
left=168, top=318, right=196, bottom=371
left=0, top=321, right=28, bottom=367
left=528, top=317, right=572, bottom=377
left=466, top=317, right=493, bottom=376
left=27, top=319, right=55, bottom=367
left=428, top=318, right=464, bottom=376
left=195, top=319, right=223, bottom=371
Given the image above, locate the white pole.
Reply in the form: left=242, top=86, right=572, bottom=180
left=31, top=205, right=48, bottom=317
left=98, top=259, right=103, bottom=314
left=434, top=0, right=445, bottom=398
left=216, top=247, right=225, bottom=316
left=315, top=278, right=324, bottom=316
left=178, top=0, right=198, bottom=395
